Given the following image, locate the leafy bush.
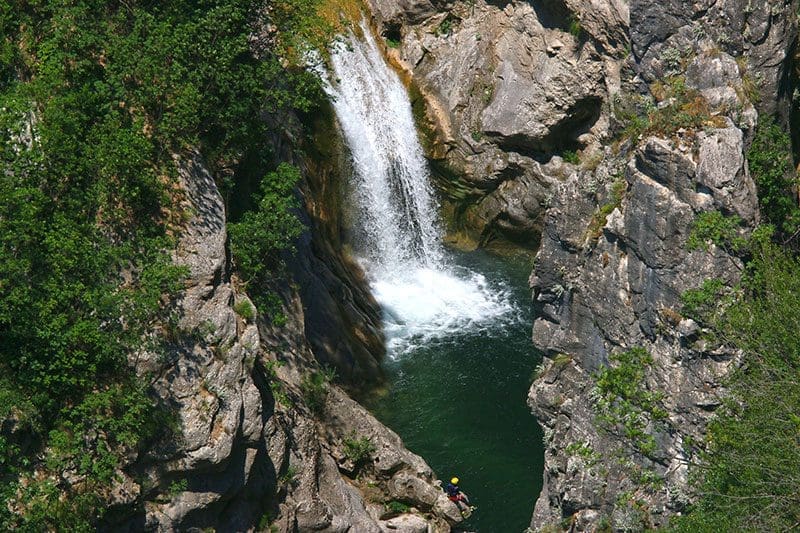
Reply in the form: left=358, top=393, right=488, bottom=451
left=233, top=299, right=257, bottom=322
left=384, top=500, right=410, bottom=515
left=300, top=369, right=334, bottom=414
left=343, top=433, right=376, bottom=467
left=169, top=479, right=188, bottom=497
left=680, top=279, right=726, bottom=322
left=594, top=348, right=667, bottom=457
left=278, top=464, right=298, bottom=486
left=686, top=211, right=746, bottom=254
left=747, top=119, right=800, bottom=238
left=671, top=237, right=800, bottom=531
left=0, top=0, right=327, bottom=527
left=228, top=163, right=304, bottom=292
left=567, top=15, right=582, bottom=38
left=562, top=150, right=580, bottom=164
left=437, top=17, right=454, bottom=36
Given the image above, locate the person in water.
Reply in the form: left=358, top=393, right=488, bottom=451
left=445, top=477, right=471, bottom=512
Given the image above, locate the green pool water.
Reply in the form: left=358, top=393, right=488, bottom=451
left=366, top=250, right=544, bottom=532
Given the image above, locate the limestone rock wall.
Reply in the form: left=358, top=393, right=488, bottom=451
left=367, top=0, right=623, bottom=251
left=527, top=2, right=797, bottom=529
left=363, top=0, right=798, bottom=530
left=104, top=150, right=460, bottom=532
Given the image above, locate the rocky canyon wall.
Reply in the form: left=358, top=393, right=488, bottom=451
left=363, top=0, right=798, bottom=530
left=104, top=103, right=462, bottom=533
left=102, top=0, right=800, bottom=529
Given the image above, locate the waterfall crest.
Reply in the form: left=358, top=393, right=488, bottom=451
left=325, top=23, right=515, bottom=356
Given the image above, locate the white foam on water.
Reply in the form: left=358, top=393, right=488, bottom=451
left=325, top=22, right=517, bottom=357
left=371, top=266, right=518, bottom=357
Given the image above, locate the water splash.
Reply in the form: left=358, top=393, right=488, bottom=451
left=325, top=23, right=516, bottom=356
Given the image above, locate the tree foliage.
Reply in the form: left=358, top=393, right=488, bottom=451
left=686, top=211, right=746, bottom=255
left=673, top=230, right=800, bottom=531
left=0, top=0, right=327, bottom=527
left=228, top=163, right=304, bottom=286
left=747, top=119, right=800, bottom=239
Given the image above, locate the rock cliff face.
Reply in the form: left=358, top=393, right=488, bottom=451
left=528, top=2, right=797, bottom=529
left=368, top=0, right=627, bottom=252
left=104, top=147, right=462, bottom=531
left=103, top=0, right=798, bottom=529
left=364, top=0, right=797, bottom=530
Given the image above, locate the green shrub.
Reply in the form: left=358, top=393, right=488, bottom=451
left=343, top=433, right=376, bottom=467
left=562, top=150, right=580, bottom=164
left=384, top=500, right=410, bottom=515
left=482, top=84, right=494, bottom=104
left=228, top=164, right=304, bottom=282
left=594, top=348, right=667, bottom=457
left=680, top=279, right=726, bottom=323
left=747, top=119, right=800, bottom=238
left=567, top=15, right=582, bottom=38
left=169, top=479, right=188, bottom=497
left=300, top=370, right=333, bottom=414
left=278, top=464, right=298, bottom=486
left=437, top=18, right=453, bottom=36
left=233, top=299, right=256, bottom=322
left=257, top=512, right=272, bottom=530
left=612, top=76, right=724, bottom=146
left=687, top=211, right=746, bottom=253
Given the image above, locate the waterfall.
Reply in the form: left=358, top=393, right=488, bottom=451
left=325, top=23, right=515, bottom=356
left=326, top=25, right=442, bottom=272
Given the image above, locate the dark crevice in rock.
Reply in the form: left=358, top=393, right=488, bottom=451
left=523, top=0, right=571, bottom=31
left=382, top=22, right=402, bottom=44
left=782, top=37, right=797, bottom=105
left=489, top=96, right=604, bottom=162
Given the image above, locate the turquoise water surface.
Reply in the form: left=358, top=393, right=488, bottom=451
left=367, top=250, right=544, bottom=532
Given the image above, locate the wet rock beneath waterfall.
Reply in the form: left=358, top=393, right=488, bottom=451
left=260, top=293, right=461, bottom=532
left=367, top=0, right=617, bottom=250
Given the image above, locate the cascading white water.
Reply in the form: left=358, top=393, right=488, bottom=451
left=326, top=24, right=442, bottom=271
left=325, top=23, right=516, bottom=356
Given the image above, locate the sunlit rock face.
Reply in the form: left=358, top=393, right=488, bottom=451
left=363, top=0, right=798, bottom=529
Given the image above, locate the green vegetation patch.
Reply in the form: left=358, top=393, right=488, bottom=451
left=594, top=347, right=668, bottom=457
left=343, top=433, right=376, bottom=469
left=686, top=211, right=746, bottom=254
left=747, top=119, right=800, bottom=238
left=671, top=232, right=800, bottom=531
left=587, top=176, right=627, bottom=240
left=0, top=0, right=328, bottom=528
left=611, top=76, right=725, bottom=147
left=300, top=368, right=336, bottom=414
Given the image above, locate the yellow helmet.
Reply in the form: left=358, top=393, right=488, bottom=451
left=451, top=477, right=459, bottom=484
